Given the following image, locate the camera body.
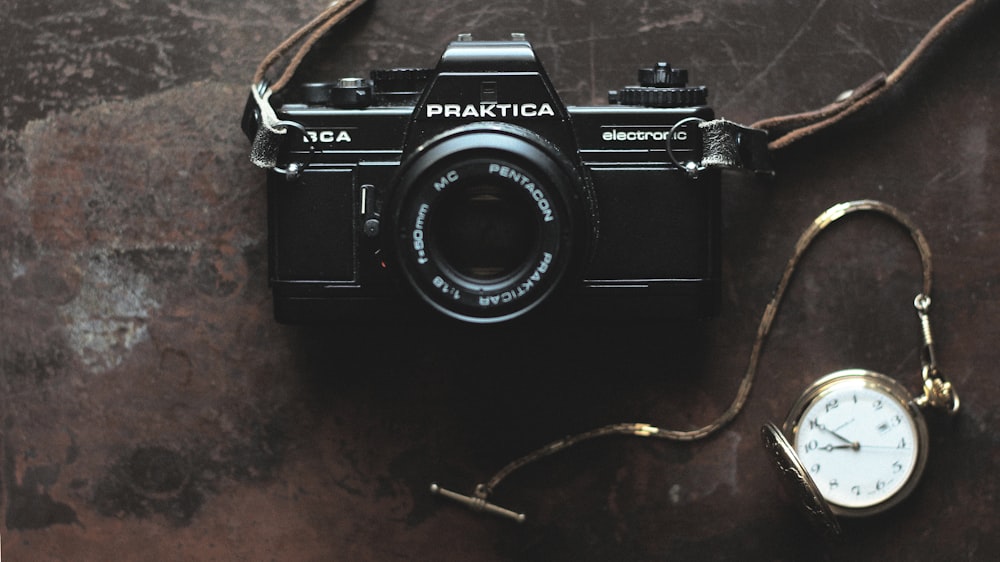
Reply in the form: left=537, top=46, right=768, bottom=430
left=246, top=34, right=721, bottom=324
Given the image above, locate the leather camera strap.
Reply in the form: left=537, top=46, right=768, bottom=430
left=248, top=0, right=370, bottom=169
left=247, top=0, right=986, bottom=173
left=751, top=0, right=985, bottom=151
left=701, top=0, right=986, bottom=173
left=253, top=0, right=370, bottom=94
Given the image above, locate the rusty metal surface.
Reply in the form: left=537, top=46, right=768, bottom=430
left=1, top=0, right=998, bottom=559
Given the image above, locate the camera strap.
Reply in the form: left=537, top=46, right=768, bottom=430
left=248, top=0, right=370, bottom=169
left=752, top=0, right=984, bottom=151
left=244, top=0, right=775, bottom=175
left=245, top=0, right=982, bottom=176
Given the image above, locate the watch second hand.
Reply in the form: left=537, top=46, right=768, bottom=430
left=847, top=444, right=911, bottom=451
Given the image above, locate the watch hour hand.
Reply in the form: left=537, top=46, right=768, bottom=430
left=817, top=423, right=860, bottom=450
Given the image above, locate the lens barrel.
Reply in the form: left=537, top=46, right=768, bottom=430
left=390, top=124, right=589, bottom=323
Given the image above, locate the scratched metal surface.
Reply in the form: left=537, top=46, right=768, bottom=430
left=1, top=0, right=998, bottom=560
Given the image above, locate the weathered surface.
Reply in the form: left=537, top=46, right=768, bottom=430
left=1, top=0, right=998, bottom=560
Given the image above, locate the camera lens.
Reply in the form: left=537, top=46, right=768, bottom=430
left=390, top=124, right=593, bottom=323
left=430, top=181, right=540, bottom=283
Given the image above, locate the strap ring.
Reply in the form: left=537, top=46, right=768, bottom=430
left=272, top=120, right=315, bottom=180
left=666, top=117, right=706, bottom=179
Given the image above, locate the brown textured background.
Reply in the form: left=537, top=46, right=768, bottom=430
left=1, top=0, right=998, bottom=560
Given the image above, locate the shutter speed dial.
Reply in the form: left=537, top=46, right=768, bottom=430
left=610, top=62, right=708, bottom=108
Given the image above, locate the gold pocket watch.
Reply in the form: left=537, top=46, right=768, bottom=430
left=772, top=370, right=928, bottom=516
left=761, top=202, right=960, bottom=537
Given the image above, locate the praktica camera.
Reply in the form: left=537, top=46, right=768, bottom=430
left=242, top=33, right=721, bottom=324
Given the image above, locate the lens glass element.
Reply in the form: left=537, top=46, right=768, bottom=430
left=429, top=182, right=540, bottom=283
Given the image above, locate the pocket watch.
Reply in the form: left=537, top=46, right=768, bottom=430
left=761, top=201, right=961, bottom=537
left=778, top=369, right=929, bottom=515
left=762, top=363, right=957, bottom=536
left=761, top=365, right=948, bottom=535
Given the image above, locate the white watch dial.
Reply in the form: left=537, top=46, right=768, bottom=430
left=787, top=370, right=928, bottom=515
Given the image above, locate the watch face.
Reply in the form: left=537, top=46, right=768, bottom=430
left=785, top=369, right=929, bottom=517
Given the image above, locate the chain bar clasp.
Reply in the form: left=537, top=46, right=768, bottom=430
left=429, top=483, right=526, bottom=523
left=912, top=294, right=960, bottom=414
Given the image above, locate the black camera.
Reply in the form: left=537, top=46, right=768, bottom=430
left=243, top=33, right=722, bottom=324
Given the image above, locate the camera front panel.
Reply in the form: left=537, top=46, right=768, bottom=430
left=264, top=105, right=412, bottom=323
left=583, top=166, right=720, bottom=282
left=269, top=167, right=357, bottom=284
left=567, top=105, right=721, bottom=317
